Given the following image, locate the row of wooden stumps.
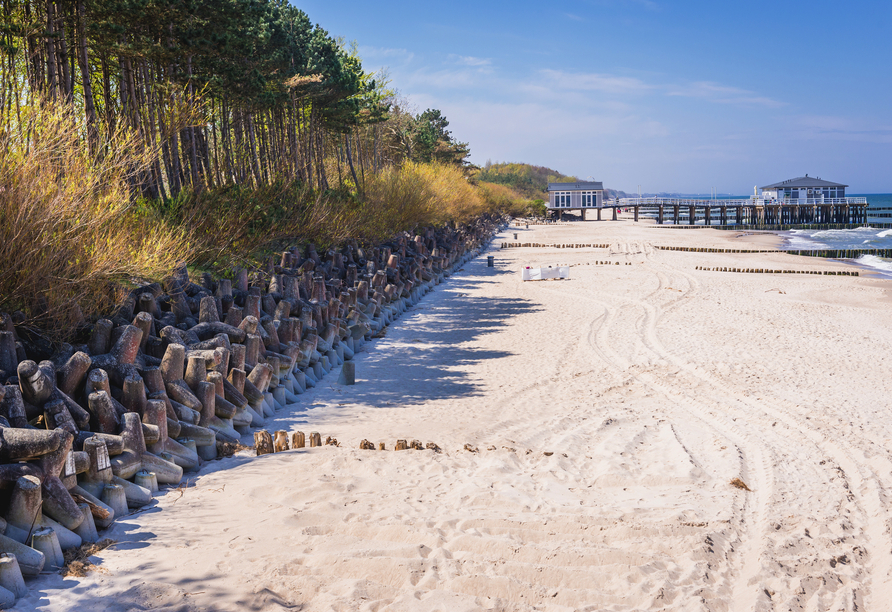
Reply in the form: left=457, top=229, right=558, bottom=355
left=254, top=430, right=324, bottom=455
left=656, top=246, right=781, bottom=254
left=500, top=243, right=781, bottom=253
left=696, top=266, right=859, bottom=276
left=254, top=431, right=441, bottom=455
left=501, top=243, right=611, bottom=249
left=369, top=439, right=441, bottom=452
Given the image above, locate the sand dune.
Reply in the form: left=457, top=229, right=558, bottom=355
left=23, top=221, right=892, bottom=611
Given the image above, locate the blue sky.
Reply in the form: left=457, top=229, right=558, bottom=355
left=296, top=0, right=892, bottom=194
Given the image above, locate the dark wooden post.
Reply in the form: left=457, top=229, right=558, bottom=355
left=658, top=205, right=664, bottom=224
left=634, top=206, right=639, bottom=222
left=736, top=206, right=742, bottom=225
left=689, top=206, right=695, bottom=225
left=720, top=206, right=727, bottom=225
left=705, top=206, right=711, bottom=226
left=597, top=207, right=602, bottom=221
left=612, top=206, right=618, bottom=221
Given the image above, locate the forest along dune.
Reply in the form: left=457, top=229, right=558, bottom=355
left=33, top=222, right=892, bottom=612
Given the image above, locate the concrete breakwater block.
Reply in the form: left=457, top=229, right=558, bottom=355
left=30, top=528, right=63, bottom=571
left=0, top=553, right=28, bottom=600
left=337, top=361, right=356, bottom=386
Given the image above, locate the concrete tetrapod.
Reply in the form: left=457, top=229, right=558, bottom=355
left=30, top=527, right=63, bottom=571
left=134, top=470, right=159, bottom=493
left=110, top=413, right=183, bottom=484
left=0, top=553, right=27, bottom=600
left=73, top=504, right=99, bottom=544
left=0, top=533, right=44, bottom=577
left=38, top=428, right=84, bottom=531
left=4, top=475, right=81, bottom=550
left=100, top=483, right=129, bottom=518
left=142, top=398, right=198, bottom=471
left=337, top=361, right=355, bottom=385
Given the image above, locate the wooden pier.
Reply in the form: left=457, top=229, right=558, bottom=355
left=547, top=197, right=892, bottom=231
left=614, top=197, right=869, bottom=227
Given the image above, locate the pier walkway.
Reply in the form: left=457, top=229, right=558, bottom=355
left=610, top=197, right=869, bottom=226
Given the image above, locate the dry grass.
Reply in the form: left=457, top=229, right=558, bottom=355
left=359, top=162, right=486, bottom=238
left=0, top=100, right=193, bottom=335
left=0, top=100, right=505, bottom=338
left=730, top=477, right=752, bottom=491
left=167, top=161, right=499, bottom=272
left=476, top=181, right=532, bottom=216
left=61, top=538, right=116, bottom=577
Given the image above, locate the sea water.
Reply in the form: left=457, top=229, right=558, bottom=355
left=780, top=194, right=892, bottom=277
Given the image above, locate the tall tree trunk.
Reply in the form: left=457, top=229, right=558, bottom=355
left=45, top=0, right=58, bottom=99
left=141, top=62, right=166, bottom=200
left=100, top=54, right=114, bottom=131
left=75, top=0, right=97, bottom=148
left=345, top=133, right=359, bottom=192
left=245, top=112, right=262, bottom=185
left=185, top=55, right=201, bottom=192
left=221, top=97, right=235, bottom=183
left=56, top=7, right=72, bottom=101
left=210, top=98, right=222, bottom=185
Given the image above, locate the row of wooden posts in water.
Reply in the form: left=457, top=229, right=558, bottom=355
left=500, top=243, right=780, bottom=253
left=651, top=223, right=866, bottom=231
left=696, top=266, right=859, bottom=276
left=0, top=214, right=504, bottom=606
left=500, top=242, right=884, bottom=263
left=500, top=243, right=613, bottom=249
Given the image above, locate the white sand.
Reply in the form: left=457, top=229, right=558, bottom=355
left=21, top=221, right=892, bottom=611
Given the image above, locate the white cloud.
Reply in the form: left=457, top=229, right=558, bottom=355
left=790, top=115, right=892, bottom=143
left=540, top=69, right=654, bottom=95
left=449, top=55, right=492, bottom=67
left=358, top=46, right=415, bottom=69
left=667, top=81, right=785, bottom=108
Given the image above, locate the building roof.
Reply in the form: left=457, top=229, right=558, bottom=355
left=760, top=175, right=847, bottom=190
left=547, top=181, right=603, bottom=191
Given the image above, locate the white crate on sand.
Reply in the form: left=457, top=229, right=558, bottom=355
left=521, top=265, right=569, bottom=281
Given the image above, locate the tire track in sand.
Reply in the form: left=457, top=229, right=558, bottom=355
left=638, top=262, right=892, bottom=608
left=536, top=277, right=774, bottom=610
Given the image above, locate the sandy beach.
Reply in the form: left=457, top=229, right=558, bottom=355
left=20, top=219, right=892, bottom=611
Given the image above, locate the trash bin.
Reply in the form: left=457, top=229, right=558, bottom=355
left=487, top=256, right=494, bottom=267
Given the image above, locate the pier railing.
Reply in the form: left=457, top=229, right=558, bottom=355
left=612, top=197, right=868, bottom=207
